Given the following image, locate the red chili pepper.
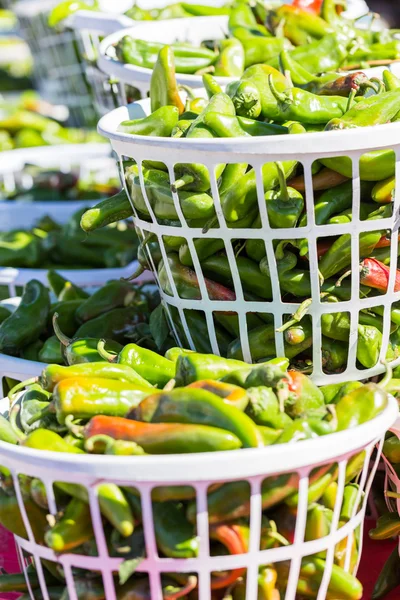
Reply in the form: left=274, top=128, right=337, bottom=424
left=209, top=523, right=248, bottom=590
left=360, top=257, right=400, bottom=293
left=292, top=0, right=323, bottom=14
left=375, top=234, right=400, bottom=249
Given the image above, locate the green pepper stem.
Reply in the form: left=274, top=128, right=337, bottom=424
left=171, top=174, right=195, bottom=192
left=277, top=297, right=313, bottom=332
left=97, top=339, right=117, bottom=363
left=26, top=404, right=53, bottom=427
left=335, top=268, right=353, bottom=287
left=64, top=415, right=84, bottom=439
left=178, top=84, right=196, bottom=100
left=346, top=88, right=357, bottom=112
left=202, top=215, right=218, bottom=234
left=85, top=434, right=115, bottom=454
left=52, top=313, right=71, bottom=347
left=268, top=74, right=292, bottom=104
left=121, top=264, right=145, bottom=282
left=275, top=162, right=290, bottom=203
left=8, top=377, right=38, bottom=403
left=9, top=405, right=26, bottom=441
left=386, top=491, right=400, bottom=498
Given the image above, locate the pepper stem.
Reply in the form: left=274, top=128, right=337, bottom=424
left=85, top=434, right=115, bottom=454
left=379, top=360, right=393, bottom=389
left=335, top=268, right=355, bottom=287
left=64, top=415, right=84, bottom=439
left=26, top=404, right=53, bottom=427
left=9, top=405, right=26, bottom=441
left=268, top=74, right=292, bottom=104
left=97, top=339, right=118, bottom=363
left=178, top=84, right=196, bottom=100
left=121, top=264, right=145, bottom=282
left=277, top=297, right=313, bottom=332
left=171, top=174, right=195, bottom=192
left=346, top=88, right=357, bottom=112
left=8, top=377, right=38, bottom=403
left=275, top=162, right=290, bottom=202
left=52, top=313, right=71, bottom=347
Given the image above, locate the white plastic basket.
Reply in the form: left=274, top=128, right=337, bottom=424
left=97, top=16, right=231, bottom=98
left=99, top=93, right=400, bottom=386
left=0, top=144, right=118, bottom=227
left=0, top=394, right=396, bottom=600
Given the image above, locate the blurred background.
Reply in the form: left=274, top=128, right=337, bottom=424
left=368, top=0, right=400, bottom=26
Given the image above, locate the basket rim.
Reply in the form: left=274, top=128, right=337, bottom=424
left=0, top=394, right=396, bottom=482
left=98, top=95, right=400, bottom=156
left=97, top=16, right=236, bottom=86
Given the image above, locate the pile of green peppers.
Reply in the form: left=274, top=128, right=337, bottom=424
left=1, top=160, right=120, bottom=202
left=0, top=93, right=104, bottom=151
left=0, top=348, right=391, bottom=599
left=0, top=273, right=159, bottom=368
left=92, top=41, right=400, bottom=372
left=115, top=0, right=400, bottom=78
left=0, top=209, right=138, bottom=269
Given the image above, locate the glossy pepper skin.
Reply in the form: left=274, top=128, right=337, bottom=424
left=50, top=377, right=151, bottom=423
left=336, top=384, right=388, bottom=431
left=118, top=106, right=180, bottom=137
left=372, top=548, right=400, bottom=599
left=80, top=189, right=133, bottom=233
left=84, top=415, right=242, bottom=454
left=214, top=38, right=245, bottom=77
left=187, top=379, right=249, bottom=411
left=75, top=280, right=138, bottom=323
left=326, top=89, right=400, bottom=130
left=104, top=343, right=175, bottom=387
left=150, top=45, right=185, bottom=114
left=0, top=487, right=48, bottom=542
left=130, top=387, right=264, bottom=448
left=175, top=352, right=246, bottom=385
left=0, top=280, right=50, bottom=356
left=45, top=498, right=93, bottom=553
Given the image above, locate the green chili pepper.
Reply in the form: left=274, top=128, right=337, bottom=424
left=321, top=149, right=396, bottom=181
left=45, top=498, right=93, bottom=553
left=74, top=307, right=144, bottom=344
left=204, top=112, right=288, bottom=138
left=383, top=68, right=400, bottom=91
left=341, top=483, right=361, bottom=523
left=0, top=487, right=47, bottom=542
left=228, top=319, right=313, bottom=362
left=131, top=387, right=264, bottom=448
left=0, top=565, right=42, bottom=593
left=305, top=503, right=333, bottom=554
left=175, top=352, right=246, bottom=385
left=116, top=37, right=217, bottom=74
left=99, top=342, right=174, bottom=387
left=187, top=379, right=249, bottom=411
left=118, top=105, right=179, bottom=137
left=242, top=36, right=287, bottom=68
left=0, top=230, right=45, bottom=268
left=48, top=299, right=82, bottom=338
left=221, top=160, right=297, bottom=223
left=319, top=204, right=392, bottom=279
left=286, top=33, right=348, bottom=74
left=383, top=435, right=400, bottom=463
left=85, top=414, right=242, bottom=454
left=321, top=381, right=363, bottom=404
left=0, top=280, right=49, bottom=356
left=336, top=383, right=388, bottom=431
left=268, top=75, right=348, bottom=124
left=0, top=414, right=19, bottom=444
left=202, top=73, right=223, bottom=98
left=49, top=377, right=151, bottom=423
left=125, top=164, right=215, bottom=221
left=372, top=548, right=400, bottom=599
left=75, top=281, right=137, bottom=323
left=153, top=501, right=198, bottom=558
left=150, top=46, right=185, bottom=114
left=214, top=38, right=245, bottom=77
left=201, top=253, right=272, bottom=299
left=80, top=190, right=133, bottom=233
left=326, top=89, right=400, bottom=130
left=47, top=270, right=89, bottom=300
left=277, top=556, right=363, bottom=600
left=220, top=357, right=289, bottom=386
left=37, top=336, right=63, bottom=364
left=229, top=0, right=268, bottom=34
left=245, top=386, right=292, bottom=429
left=179, top=209, right=257, bottom=267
